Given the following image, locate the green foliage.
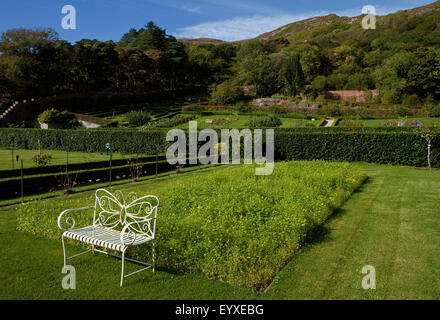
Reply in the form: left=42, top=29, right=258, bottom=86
left=402, top=94, right=421, bottom=107
left=0, top=128, right=167, bottom=155
left=234, top=101, right=251, bottom=113
left=280, top=53, right=304, bottom=97
left=276, top=130, right=440, bottom=168
left=211, top=81, right=245, bottom=105
left=143, top=114, right=196, bottom=128
left=381, top=89, right=401, bottom=104
left=396, top=106, right=410, bottom=117
left=248, top=116, right=282, bottom=128
left=125, top=110, right=151, bottom=127
left=311, top=75, right=328, bottom=92
left=423, top=104, right=440, bottom=117
left=236, top=41, right=280, bottom=97
left=17, top=161, right=366, bottom=289
left=323, top=104, right=341, bottom=117
left=37, top=109, right=78, bottom=128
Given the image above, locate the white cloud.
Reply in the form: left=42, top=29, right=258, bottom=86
left=174, top=5, right=422, bottom=41
left=174, top=13, right=325, bottom=41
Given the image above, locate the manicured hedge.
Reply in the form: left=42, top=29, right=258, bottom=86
left=0, top=128, right=167, bottom=154
left=275, top=131, right=439, bottom=168
left=1, top=127, right=438, bottom=168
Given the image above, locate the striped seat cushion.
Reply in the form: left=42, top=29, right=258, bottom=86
left=63, top=225, right=152, bottom=252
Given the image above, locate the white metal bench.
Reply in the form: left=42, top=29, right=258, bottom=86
left=57, top=188, right=160, bottom=286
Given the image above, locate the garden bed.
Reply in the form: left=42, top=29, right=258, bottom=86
left=17, top=161, right=366, bottom=290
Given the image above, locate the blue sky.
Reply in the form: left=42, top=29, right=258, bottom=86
left=0, top=0, right=435, bottom=43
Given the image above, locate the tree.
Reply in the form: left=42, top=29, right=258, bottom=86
left=211, top=81, right=244, bottom=105
left=414, top=124, right=440, bottom=170
left=280, top=53, right=304, bottom=97
left=333, top=42, right=364, bottom=75
left=287, top=44, right=325, bottom=81
left=116, top=47, right=152, bottom=91
left=237, top=40, right=279, bottom=97
left=406, top=47, right=440, bottom=99
left=311, top=75, right=328, bottom=92
left=0, top=28, right=61, bottom=98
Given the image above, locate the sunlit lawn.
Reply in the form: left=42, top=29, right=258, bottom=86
left=0, top=163, right=439, bottom=299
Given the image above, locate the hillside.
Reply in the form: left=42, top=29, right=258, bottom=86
left=178, top=38, right=226, bottom=45
left=179, top=1, right=440, bottom=46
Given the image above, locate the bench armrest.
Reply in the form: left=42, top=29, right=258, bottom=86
left=57, top=206, right=94, bottom=231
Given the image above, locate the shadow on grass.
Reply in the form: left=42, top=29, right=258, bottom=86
left=305, top=176, right=372, bottom=246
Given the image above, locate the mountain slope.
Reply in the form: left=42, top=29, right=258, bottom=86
left=178, top=1, right=440, bottom=46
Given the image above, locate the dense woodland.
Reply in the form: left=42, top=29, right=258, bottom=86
left=2, top=3, right=440, bottom=109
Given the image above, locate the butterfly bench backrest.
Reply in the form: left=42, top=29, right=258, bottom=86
left=93, top=188, right=159, bottom=239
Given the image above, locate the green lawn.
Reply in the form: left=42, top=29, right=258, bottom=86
left=0, top=163, right=439, bottom=299
left=0, top=148, right=133, bottom=171
left=176, top=115, right=320, bottom=129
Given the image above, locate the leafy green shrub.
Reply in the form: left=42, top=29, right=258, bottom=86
left=268, top=105, right=286, bottom=115
left=211, top=82, right=245, bottom=105
left=402, top=94, right=421, bottom=106
left=143, top=114, right=196, bottom=128
left=323, top=104, right=341, bottom=117
left=234, top=101, right=251, bottom=113
left=125, top=111, right=151, bottom=127
left=396, top=105, right=410, bottom=117
left=381, top=89, right=400, bottom=104
left=248, top=116, right=282, bottom=128
left=17, top=161, right=366, bottom=289
left=37, top=109, right=78, bottom=128
left=423, top=104, right=440, bottom=117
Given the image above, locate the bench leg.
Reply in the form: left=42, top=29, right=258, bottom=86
left=120, top=249, right=127, bottom=287
left=62, top=235, right=67, bottom=268
left=152, top=239, right=155, bottom=273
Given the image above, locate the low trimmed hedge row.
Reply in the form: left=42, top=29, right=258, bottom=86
left=0, top=159, right=196, bottom=200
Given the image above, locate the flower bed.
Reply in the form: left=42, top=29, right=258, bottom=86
left=17, top=161, right=366, bottom=289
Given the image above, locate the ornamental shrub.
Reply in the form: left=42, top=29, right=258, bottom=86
left=125, top=110, right=151, bottom=127
left=248, top=116, right=282, bottom=128
left=211, top=82, right=245, bottom=105
left=37, top=109, right=78, bottom=128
